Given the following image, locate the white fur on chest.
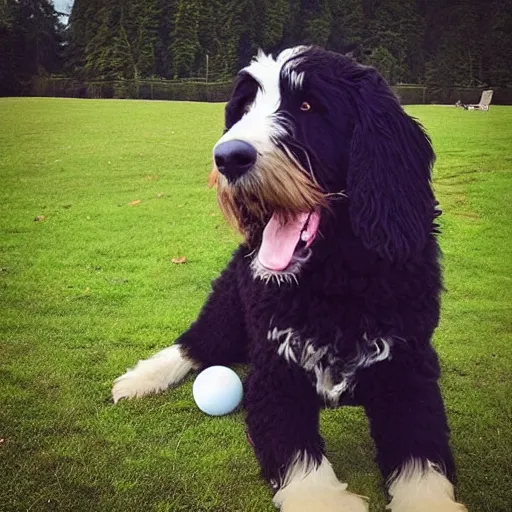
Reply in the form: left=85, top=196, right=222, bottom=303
left=268, top=327, right=393, bottom=403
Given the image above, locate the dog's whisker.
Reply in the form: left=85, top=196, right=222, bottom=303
left=325, top=190, right=347, bottom=202
left=280, top=139, right=320, bottom=188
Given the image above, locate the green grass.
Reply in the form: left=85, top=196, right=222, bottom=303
left=1, top=98, right=511, bottom=512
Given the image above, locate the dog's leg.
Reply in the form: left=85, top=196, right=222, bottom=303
left=245, top=354, right=368, bottom=512
left=357, top=350, right=468, bottom=512
left=112, top=251, right=248, bottom=403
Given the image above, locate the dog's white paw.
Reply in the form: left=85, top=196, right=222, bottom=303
left=273, top=454, right=369, bottom=512
left=387, top=500, right=467, bottom=512
left=279, top=489, right=368, bottom=512
left=387, top=459, right=468, bottom=512
left=112, top=344, right=196, bottom=403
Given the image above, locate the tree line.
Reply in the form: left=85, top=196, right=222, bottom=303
left=1, top=0, right=511, bottom=96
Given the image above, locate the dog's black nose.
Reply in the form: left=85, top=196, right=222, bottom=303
left=214, top=140, right=257, bottom=183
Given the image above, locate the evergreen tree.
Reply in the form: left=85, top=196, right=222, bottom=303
left=260, top=0, right=289, bottom=52
left=8, top=0, right=512, bottom=90
left=121, top=0, right=159, bottom=79
left=424, top=0, right=488, bottom=87
left=196, top=0, right=218, bottom=79
left=154, top=0, right=176, bottom=79
left=210, top=0, right=261, bottom=78
left=66, top=0, right=105, bottom=77
left=83, top=5, right=123, bottom=79
left=487, top=0, right=512, bottom=86
left=301, top=0, right=332, bottom=47
left=366, top=46, right=397, bottom=83
left=370, top=0, right=426, bottom=83
left=0, top=0, right=63, bottom=95
left=170, top=0, right=200, bottom=78
left=327, top=0, right=366, bottom=56
left=0, top=0, right=18, bottom=94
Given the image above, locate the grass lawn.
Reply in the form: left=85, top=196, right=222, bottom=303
left=1, top=98, right=511, bottom=512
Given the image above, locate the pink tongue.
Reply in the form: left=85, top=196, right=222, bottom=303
left=258, top=211, right=320, bottom=271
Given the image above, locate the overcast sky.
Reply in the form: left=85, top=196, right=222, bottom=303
left=52, top=0, right=74, bottom=14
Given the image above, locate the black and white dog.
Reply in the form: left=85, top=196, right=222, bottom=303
left=113, top=46, right=468, bottom=512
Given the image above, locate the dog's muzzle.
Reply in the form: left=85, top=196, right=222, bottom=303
left=214, top=140, right=257, bottom=183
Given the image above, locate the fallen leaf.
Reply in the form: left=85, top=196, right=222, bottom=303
left=129, top=200, right=141, bottom=206
left=171, top=257, right=187, bottom=264
left=34, top=215, right=45, bottom=222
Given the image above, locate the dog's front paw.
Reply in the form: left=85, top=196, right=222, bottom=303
left=387, top=460, right=468, bottom=512
left=112, top=367, right=162, bottom=403
left=279, top=489, right=368, bottom=512
left=112, top=344, right=196, bottom=403
left=387, top=499, right=467, bottom=512
left=273, top=455, right=368, bottom=512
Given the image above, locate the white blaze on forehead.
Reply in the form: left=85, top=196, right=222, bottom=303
left=215, top=46, right=309, bottom=152
left=244, top=46, right=308, bottom=113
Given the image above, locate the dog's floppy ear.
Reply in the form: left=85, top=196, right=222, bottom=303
left=348, top=70, right=436, bottom=262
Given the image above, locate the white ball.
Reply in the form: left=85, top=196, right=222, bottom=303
left=193, top=366, right=243, bottom=416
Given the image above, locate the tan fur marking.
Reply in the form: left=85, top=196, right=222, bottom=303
left=208, top=167, right=219, bottom=188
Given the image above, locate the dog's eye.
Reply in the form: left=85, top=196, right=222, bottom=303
left=300, top=102, right=311, bottom=112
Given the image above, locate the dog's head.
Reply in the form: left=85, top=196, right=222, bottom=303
left=211, top=46, right=436, bottom=282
